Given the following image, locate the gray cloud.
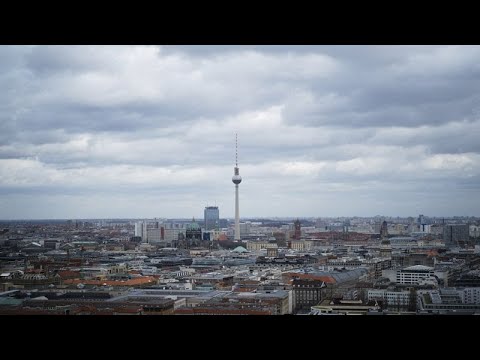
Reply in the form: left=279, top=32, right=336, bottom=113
left=1, top=45, right=480, bottom=218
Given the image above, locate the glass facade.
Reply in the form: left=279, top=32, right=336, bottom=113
left=204, top=206, right=219, bottom=230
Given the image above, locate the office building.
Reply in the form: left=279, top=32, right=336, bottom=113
left=443, top=224, right=469, bottom=247
left=204, top=206, right=219, bottom=230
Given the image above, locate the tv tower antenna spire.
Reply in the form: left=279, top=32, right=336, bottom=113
left=232, top=133, right=242, bottom=241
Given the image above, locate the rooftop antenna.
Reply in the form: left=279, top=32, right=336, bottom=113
left=235, top=133, right=238, bottom=167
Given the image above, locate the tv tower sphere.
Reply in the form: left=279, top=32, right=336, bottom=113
left=232, top=174, right=242, bottom=184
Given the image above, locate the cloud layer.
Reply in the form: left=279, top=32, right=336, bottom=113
left=1, top=45, right=480, bottom=219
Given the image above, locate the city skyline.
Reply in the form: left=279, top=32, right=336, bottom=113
left=1, top=45, right=480, bottom=219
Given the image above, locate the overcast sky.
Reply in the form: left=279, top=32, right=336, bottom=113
left=1, top=45, right=480, bottom=219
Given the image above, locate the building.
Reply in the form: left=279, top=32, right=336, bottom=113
left=367, top=258, right=392, bottom=279
left=417, top=289, right=480, bottom=314
left=430, top=224, right=444, bottom=236
left=395, top=265, right=436, bottom=285
left=380, top=239, right=392, bottom=258
left=367, top=289, right=412, bottom=309
left=452, top=271, right=480, bottom=287
left=184, top=219, right=202, bottom=248
left=461, top=287, right=480, bottom=304
left=380, top=220, right=388, bottom=239
left=418, top=214, right=426, bottom=226
left=293, top=219, right=301, bottom=240
left=44, top=239, right=60, bottom=250
left=146, top=228, right=163, bottom=243
left=469, top=225, right=480, bottom=239
left=443, top=224, right=469, bottom=247
left=246, top=241, right=271, bottom=251
left=292, top=279, right=325, bottom=313
left=134, top=221, right=148, bottom=242
left=403, top=252, right=435, bottom=267
left=175, top=290, right=291, bottom=315
left=311, top=299, right=379, bottom=315
left=163, top=227, right=186, bottom=246
left=239, top=222, right=251, bottom=236
left=266, top=246, right=278, bottom=257
left=290, top=240, right=305, bottom=251
left=134, top=221, right=143, bottom=238
left=204, top=206, right=219, bottom=231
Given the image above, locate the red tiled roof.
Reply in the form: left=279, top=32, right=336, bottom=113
left=58, top=270, right=81, bottom=279
left=285, top=272, right=336, bottom=284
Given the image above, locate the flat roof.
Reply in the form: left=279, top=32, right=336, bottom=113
left=403, top=265, right=434, bottom=271
left=107, top=289, right=228, bottom=301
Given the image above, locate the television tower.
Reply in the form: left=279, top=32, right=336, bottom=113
left=232, top=133, right=242, bottom=240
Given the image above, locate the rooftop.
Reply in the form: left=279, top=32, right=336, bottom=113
left=403, top=265, right=434, bottom=271
left=232, top=246, right=248, bottom=253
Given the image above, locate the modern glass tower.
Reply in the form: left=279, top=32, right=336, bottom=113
left=204, top=206, right=219, bottom=230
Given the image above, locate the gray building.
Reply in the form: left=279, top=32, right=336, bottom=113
left=134, top=221, right=148, bottom=242
left=443, top=224, right=469, bottom=247
left=204, top=206, right=219, bottom=230
left=292, top=279, right=325, bottom=313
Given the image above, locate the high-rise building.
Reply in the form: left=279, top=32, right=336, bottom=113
left=443, top=224, right=469, bottom=247
left=380, top=220, right=388, bottom=239
left=134, top=221, right=148, bottom=242
left=418, top=214, right=425, bottom=225
left=146, top=228, right=163, bottom=243
left=239, top=222, right=251, bottom=236
left=294, top=219, right=301, bottom=240
left=232, top=133, right=242, bottom=241
left=142, top=221, right=147, bottom=242
left=134, top=221, right=142, bottom=237
left=204, top=206, right=219, bottom=230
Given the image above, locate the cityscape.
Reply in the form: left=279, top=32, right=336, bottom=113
left=1, top=45, right=480, bottom=315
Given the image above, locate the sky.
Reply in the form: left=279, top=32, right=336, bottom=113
left=1, top=45, right=480, bottom=219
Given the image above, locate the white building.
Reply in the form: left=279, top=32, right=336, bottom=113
left=246, top=241, right=271, bottom=251
left=396, top=265, right=436, bottom=285
left=381, top=265, right=437, bottom=285
left=134, top=221, right=143, bottom=237
left=290, top=240, right=305, bottom=251
left=417, top=289, right=480, bottom=313
left=134, top=221, right=148, bottom=242
left=367, top=289, right=411, bottom=307
left=470, top=225, right=480, bottom=238
left=461, top=288, right=480, bottom=304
